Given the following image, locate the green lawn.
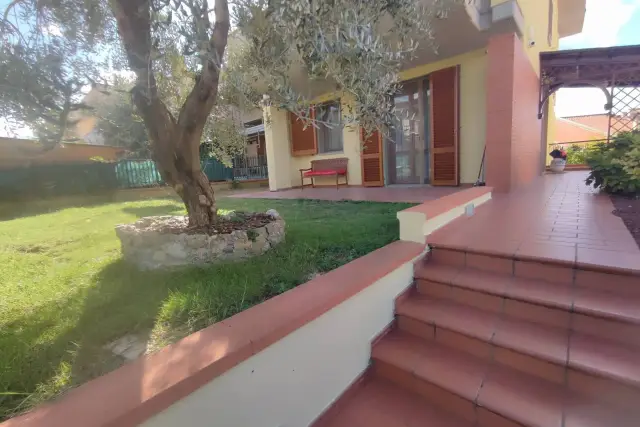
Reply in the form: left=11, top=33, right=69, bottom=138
left=0, top=196, right=411, bottom=420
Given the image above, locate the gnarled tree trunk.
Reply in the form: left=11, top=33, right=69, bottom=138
left=111, top=0, right=230, bottom=228
left=150, top=127, right=218, bottom=227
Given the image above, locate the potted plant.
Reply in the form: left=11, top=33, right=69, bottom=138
left=549, top=147, right=567, bottom=173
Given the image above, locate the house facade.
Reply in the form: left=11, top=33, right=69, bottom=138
left=262, top=0, right=586, bottom=193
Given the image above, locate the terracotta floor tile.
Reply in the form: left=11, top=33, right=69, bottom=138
left=504, top=277, right=574, bottom=309
left=569, top=333, right=640, bottom=387
left=477, top=365, right=565, bottom=427
left=492, top=317, right=570, bottom=364
left=576, top=248, right=640, bottom=273
left=466, top=239, right=522, bottom=258
left=563, top=400, right=638, bottom=427
left=372, top=332, right=424, bottom=371
left=397, top=296, right=499, bottom=341
left=453, top=269, right=512, bottom=295
left=409, top=338, right=489, bottom=402
left=431, top=248, right=466, bottom=267
left=503, top=299, right=571, bottom=329
left=465, top=253, right=513, bottom=275
left=514, top=260, right=574, bottom=284
left=515, top=241, right=576, bottom=265
left=415, top=264, right=462, bottom=284
left=573, top=288, right=640, bottom=324
left=322, top=377, right=472, bottom=427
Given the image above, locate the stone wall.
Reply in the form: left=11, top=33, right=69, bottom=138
left=116, top=213, right=285, bottom=270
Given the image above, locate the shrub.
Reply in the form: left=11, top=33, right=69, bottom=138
left=585, top=131, right=640, bottom=195
left=565, top=144, right=588, bottom=165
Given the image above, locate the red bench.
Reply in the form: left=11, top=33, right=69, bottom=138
left=299, top=158, right=349, bottom=189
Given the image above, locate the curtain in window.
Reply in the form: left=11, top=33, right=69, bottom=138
left=316, top=102, right=343, bottom=153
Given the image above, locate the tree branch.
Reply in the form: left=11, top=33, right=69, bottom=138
left=175, top=0, right=230, bottom=173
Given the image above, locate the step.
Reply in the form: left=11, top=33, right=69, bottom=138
left=396, top=296, right=640, bottom=392
left=313, top=375, right=472, bottom=427
left=415, top=263, right=640, bottom=348
left=372, top=331, right=637, bottom=427
left=428, top=245, right=640, bottom=295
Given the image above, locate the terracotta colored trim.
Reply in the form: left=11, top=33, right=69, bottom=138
left=291, top=184, right=364, bottom=189
left=402, top=187, right=492, bottom=217
left=2, top=240, right=424, bottom=427
left=235, top=178, right=269, bottom=184
left=545, top=165, right=590, bottom=171
left=310, top=368, right=374, bottom=427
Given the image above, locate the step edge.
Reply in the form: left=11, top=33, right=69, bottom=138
left=395, top=305, right=568, bottom=367
left=428, top=243, right=640, bottom=277
left=372, top=333, right=570, bottom=427
left=415, top=270, right=640, bottom=327
left=396, top=305, right=640, bottom=392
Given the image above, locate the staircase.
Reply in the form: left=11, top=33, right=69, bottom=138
left=315, top=245, right=640, bottom=427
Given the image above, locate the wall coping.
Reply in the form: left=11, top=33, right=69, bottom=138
left=3, top=241, right=424, bottom=427
left=403, top=187, right=492, bottom=218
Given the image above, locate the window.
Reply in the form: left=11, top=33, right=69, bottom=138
left=548, top=0, right=554, bottom=46
left=315, top=101, right=343, bottom=153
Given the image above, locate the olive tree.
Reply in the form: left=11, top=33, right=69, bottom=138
left=1, top=0, right=457, bottom=227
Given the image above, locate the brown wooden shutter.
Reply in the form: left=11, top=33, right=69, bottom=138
left=430, top=66, right=460, bottom=186
left=361, top=128, right=384, bottom=187
left=290, top=110, right=318, bottom=156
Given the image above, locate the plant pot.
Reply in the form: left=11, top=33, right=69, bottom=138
left=550, top=158, right=566, bottom=173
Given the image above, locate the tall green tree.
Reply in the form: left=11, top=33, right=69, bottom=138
left=1, top=0, right=458, bottom=227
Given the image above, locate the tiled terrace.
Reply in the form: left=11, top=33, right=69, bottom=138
left=428, top=171, right=640, bottom=272
left=230, top=185, right=468, bottom=203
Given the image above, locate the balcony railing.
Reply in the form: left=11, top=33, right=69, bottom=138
left=233, top=155, right=268, bottom=181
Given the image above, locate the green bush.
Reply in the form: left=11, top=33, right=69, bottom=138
left=565, top=144, right=588, bottom=165
left=585, top=131, right=640, bottom=195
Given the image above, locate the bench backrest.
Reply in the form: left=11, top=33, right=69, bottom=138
left=310, top=157, right=348, bottom=171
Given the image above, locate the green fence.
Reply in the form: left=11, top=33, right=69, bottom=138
left=0, top=162, right=119, bottom=200
left=0, top=156, right=265, bottom=201
left=202, top=158, right=233, bottom=182
left=116, top=160, right=164, bottom=188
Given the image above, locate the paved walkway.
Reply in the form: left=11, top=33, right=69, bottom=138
left=428, top=172, right=640, bottom=272
left=229, top=185, right=467, bottom=203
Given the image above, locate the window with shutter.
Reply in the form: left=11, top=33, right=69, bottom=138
left=429, top=66, right=460, bottom=186
left=361, top=128, right=383, bottom=187
left=316, top=101, right=343, bottom=153
left=289, top=110, right=317, bottom=156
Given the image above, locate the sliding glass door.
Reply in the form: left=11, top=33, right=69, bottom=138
left=386, top=78, right=430, bottom=184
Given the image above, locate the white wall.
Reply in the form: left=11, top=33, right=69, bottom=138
left=141, top=259, right=418, bottom=427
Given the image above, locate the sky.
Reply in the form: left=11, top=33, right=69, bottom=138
left=555, top=0, right=640, bottom=117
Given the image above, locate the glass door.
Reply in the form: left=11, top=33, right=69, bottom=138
left=386, top=79, right=429, bottom=184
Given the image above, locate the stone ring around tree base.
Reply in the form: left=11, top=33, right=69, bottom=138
left=115, top=210, right=285, bottom=270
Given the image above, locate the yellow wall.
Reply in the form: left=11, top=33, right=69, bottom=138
left=289, top=96, right=363, bottom=187
left=263, top=49, right=489, bottom=189
left=517, top=0, right=559, bottom=75
left=396, top=49, right=489, bottom=185
left=458, top=52, right=488, bottom=184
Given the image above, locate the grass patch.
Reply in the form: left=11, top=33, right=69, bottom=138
left=0, top=196, right=411, bottom=419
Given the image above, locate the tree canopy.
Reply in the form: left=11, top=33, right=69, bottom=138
left=1, top=0, right=459, bottom=226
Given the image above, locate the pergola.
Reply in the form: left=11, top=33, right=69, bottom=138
left=539, top=44, right=640, bottom=140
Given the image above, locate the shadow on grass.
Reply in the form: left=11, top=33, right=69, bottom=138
left=0, top=260, right=174, bottom=420
left=121, top=204, right=184, bottom=218
left=0, top=193, right=117, bottom=221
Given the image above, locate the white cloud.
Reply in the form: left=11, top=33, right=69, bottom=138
left=560, top=0, right=640, bottom=49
